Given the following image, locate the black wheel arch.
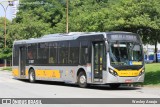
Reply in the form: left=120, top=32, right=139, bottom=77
left=77, top=68, right=87, bottom=79
left=77, top=68, right=87, bottom=82
left=28, top=67, right=35, bottom=77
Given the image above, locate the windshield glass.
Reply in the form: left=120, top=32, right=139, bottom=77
left=110, top=42, right=143, bottom=66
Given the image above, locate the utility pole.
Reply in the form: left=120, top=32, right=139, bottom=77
left=66, top=0, right=68, bottom=33
left=0, top=0, right=14, bottom=67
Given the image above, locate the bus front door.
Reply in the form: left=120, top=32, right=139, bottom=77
left=19, top=46, right=26, bottom=77
left=93, top=42, right=104, bottom=82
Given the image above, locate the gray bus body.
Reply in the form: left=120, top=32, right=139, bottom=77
left=12, top=32, right=145, bottom=88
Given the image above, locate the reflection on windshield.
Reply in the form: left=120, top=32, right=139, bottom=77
left=110, top=42, right=143, bottom=66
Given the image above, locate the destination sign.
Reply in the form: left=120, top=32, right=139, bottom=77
left=110, top=34, right=138, bottom=41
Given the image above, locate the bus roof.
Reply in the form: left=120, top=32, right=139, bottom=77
left=13, top=31, right=136, bottom=44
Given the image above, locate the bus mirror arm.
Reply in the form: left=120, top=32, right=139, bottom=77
left=106, top=46, right=110, bottom=52
left=105, top=41, right=109, bottom=52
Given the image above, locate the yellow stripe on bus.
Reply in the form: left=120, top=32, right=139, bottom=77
left=26, top=69, right=28, bottom=76
left=12, top=69, right=19, bottom=76
left=36, top=70, right=60, bottom=78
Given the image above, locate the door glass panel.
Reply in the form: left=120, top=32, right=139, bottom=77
left=93, top=42, right=105, bottom=79
left=100, top=43, right=103, bottom=64
left=94, top=44, right=98, bottom=65
left=99, top=43, right=103, bottom=78
left=94, top=43, right=99, bottom=78
left=20, top=47, right=26, bottom=76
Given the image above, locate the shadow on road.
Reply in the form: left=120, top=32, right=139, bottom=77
left=13, top=78, right=142, bottom=91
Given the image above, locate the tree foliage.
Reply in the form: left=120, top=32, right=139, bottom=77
left=0, top=0, right=160, bottom=61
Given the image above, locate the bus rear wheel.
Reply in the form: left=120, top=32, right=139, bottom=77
left=29, top=69, right=36, bottom=83
left=109, top=84, right=121, bottom=89
left=78, top=72, right=87, bottom=88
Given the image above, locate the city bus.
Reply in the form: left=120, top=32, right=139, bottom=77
left=12, top=32, right=145, bottom=88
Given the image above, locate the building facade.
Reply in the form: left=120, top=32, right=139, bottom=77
left=143, top=43, right=160, bottom=62
left=11, top=0, right=19, bottom=19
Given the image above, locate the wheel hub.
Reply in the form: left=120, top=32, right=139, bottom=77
left=80, top=75, right=86, bottom=84
left=30, top=72, right=34, bottom=80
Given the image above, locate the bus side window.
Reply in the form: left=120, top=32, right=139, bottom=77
left=38, top=43, right=49, bottom=59
left=58, top=42, right=69, bottom=64
left=27, top=44, right=37, bottom=60
left=69, top=41, right=80, bottom=64
left=80, top=41, right=89, bottom=64
left=13, top=45, right=19, bottom=66
left=49, top=42, right=57, bottom=64
left=27, top=50, right=33, bottom=59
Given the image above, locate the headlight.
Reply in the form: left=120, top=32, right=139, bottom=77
left=139, top=69, right=145, bottom=76
left=109, top=68, right=118, bottom=76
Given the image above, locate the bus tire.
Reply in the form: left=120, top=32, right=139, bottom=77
left=29, top=69, right=36, bottom=83
left=109, top=84, right=121, bottom=89
left=78, top=72, right=87, bottom=88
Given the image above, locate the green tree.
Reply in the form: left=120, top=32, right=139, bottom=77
left=68, top=0, right=110, bottom=32
left=0, top=17, right=10, bottom=47
left=16, top=0, right=66, bottom=33
left=3, top=0, right=160, bottom=64
left=0, top=17, right=11, bottom=62
left=7, top=0, right=68, bottom=41
left=104, top=0, right=160, bottom=62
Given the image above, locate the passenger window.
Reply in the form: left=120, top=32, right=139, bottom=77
left=49, top=42, right=57, bottom=64
left=58, top=42, right=69, bottom=64
left=38, top=43, right=49, bottom=59
left=80, top=41, right=89, bottom=64
left=69, top=41, right=80, bottom=64
left=27, top=44, right=37, bottom=59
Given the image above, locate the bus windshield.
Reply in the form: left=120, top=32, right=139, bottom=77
left=110, top=42, right=143, bottom=66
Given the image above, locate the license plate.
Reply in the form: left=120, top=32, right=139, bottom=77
left=125, top=79, right=132, bottom=83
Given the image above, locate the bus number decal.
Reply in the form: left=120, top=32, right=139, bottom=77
left=29, top=60, right=34, bottom=64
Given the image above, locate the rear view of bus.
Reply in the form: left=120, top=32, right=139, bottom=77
left=106, top=32, right=144, bottom=88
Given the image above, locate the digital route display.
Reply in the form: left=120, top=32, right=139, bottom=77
left=110, top=34, right=138, bottom=41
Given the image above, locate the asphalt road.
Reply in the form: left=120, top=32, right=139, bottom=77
left=0, top=70, right=160, bottom=107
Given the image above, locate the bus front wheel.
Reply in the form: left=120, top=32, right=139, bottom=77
left=78, top=72, right=87, bottom=88
left=29, top=69, right=36, bottom=83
